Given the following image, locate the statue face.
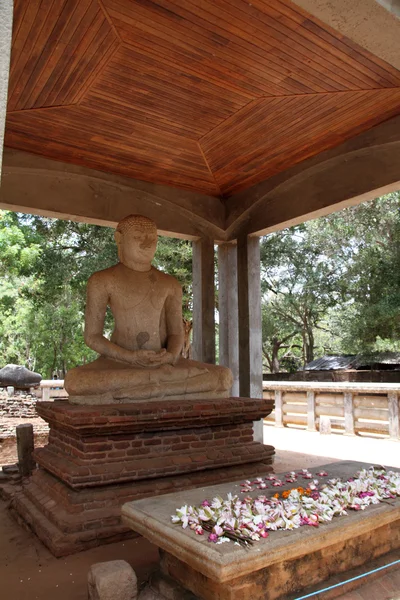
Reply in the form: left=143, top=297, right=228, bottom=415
left=116, top=226, right=158, bottom=268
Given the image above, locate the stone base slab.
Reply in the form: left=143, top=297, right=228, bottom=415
left=36, top=397, right=274, bottom=436
left=122, top=461, right=400, bottom=600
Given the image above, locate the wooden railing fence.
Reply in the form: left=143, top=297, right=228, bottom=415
left=263, top=381, right=400, bottom=439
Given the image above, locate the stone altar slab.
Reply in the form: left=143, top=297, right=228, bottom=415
left=122, top=460, right=400, bottom=600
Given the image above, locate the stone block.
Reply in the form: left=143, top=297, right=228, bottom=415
left=122, top=461, right=400, bottom=600
left=88, top=560, right=138, bottom=600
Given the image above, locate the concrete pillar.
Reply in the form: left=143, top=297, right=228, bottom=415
left=218, top=243, right=239, bottom=396
left=237, top=235, right=263, bottom=442
left=192, top=238, right=215, bottom=364
left=0, top=0, right=13, bottom=180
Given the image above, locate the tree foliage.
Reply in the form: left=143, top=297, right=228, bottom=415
left=260, top=192, right=400, bottom=371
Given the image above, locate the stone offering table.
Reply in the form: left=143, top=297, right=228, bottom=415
left=122, top=460, right=400, bottom=600
left=13, top=395, right=274, bottom=556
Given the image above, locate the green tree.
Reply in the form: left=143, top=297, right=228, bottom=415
left=260, top=192, right=400, bottom=371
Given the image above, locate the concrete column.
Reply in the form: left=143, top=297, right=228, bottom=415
left=192, top=238, right=215, bottom=364
left=237, top=235, right=263, bottom=442
left=307, top=391, right=317, bottom=432
left=218, top=243, right=239, bottom=396
left=0, top=0, right=13, bottom=181
left=344, top=392, right=355, bottom=436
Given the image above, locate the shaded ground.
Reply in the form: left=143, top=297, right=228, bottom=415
left=0, top=497, right=159, bottom=600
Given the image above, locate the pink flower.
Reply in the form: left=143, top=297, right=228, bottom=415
left=201, top=500, right=211, bottom=507
left=260, top=530, right=269, bottom=538
left=195, top=526, right=204, bottom=535
left=316, top=471, right=328, bottom=477
left=208, top=533, right=218, bottom=542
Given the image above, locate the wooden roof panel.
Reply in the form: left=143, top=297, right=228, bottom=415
left=5, top=0, right=400, bottom=197
left=201, top=88, right=400, bottom=195
left=102, top=0, right=400, bottom=94
left=81, top=45, right=251, bottom=139
left=8, top=0, right=118, bottom=112
left=5, top=106, right=221, bottom=196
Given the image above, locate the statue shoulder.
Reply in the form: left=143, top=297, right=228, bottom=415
left=152, top=268, right=182, bottom=293
left=87, top=265, right=119, bottom=290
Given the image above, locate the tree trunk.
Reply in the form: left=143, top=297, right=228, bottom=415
left=306, top=327, right=314, bottom=363
left=182, top=318, right=193, bottom=359
left=271, top=339, right=280, bottom=373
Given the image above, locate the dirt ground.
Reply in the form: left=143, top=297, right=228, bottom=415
left=0, top=496, right=159, bottom=600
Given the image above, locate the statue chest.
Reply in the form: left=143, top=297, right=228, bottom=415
left=108, top=276, right=167, bottom=318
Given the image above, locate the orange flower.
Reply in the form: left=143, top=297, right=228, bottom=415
left=297, top=487, right=305, bottom=494
left=273, top=493, right=280, bottom=499
left=282, top=490, right=291, bottom=499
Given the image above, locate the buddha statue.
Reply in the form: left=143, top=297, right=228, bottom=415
left=65, top=215, right=232, bottom=404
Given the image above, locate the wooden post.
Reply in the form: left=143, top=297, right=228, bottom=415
left=274, top=390, right=284, bottom=428
left=237, top=235, right=263, bottom=442
left=0, top=0, right=13, bottom=181
left=42, top=386, right=50, bottom=401
left=307, top=391, right=317, bottom=431
left=218, top=243, right=239, bottom=396
left=192, top=238, right=215, bottom=364
left=16, top=424, right=35, bottom=477
left=344, top=392, right=355, bottom=435
left=388, top=392, right=399, bottom=440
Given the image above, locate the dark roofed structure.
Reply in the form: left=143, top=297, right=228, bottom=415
left=264, top=352, right=400, bottom=383
left=304, top=352, right=400, bottom=371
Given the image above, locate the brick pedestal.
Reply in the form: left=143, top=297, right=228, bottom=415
left=13, top=396, right=274, bottom=556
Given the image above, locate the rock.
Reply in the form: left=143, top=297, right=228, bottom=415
left=88, top=560, right=138, bottom=600
left=0, top=365, right=41, bottom=389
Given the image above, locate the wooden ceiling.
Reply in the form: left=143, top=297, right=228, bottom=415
left=5, top=0, right=400, bottom=198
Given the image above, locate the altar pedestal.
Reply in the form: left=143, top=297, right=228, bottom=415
left=122, top=461, right=400, bottom=600
left=13, top=396, right=274, bottom=556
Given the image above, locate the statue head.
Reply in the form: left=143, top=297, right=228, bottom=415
left=115, top=215, right=158, bottom=271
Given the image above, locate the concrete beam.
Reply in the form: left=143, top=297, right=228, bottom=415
left=0, top=149, right=226, bottom=240
left=0, top=1, right=13, bottom=180
left=292, top=0, right=400, bottom=71
left=226, top=116, right=400, bottom=238
left=192, top=238, right=216, bottom=364
left=218, top=243, right=239, bottom=396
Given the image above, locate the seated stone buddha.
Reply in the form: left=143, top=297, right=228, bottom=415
left=65, top=214, right=232, bottom=404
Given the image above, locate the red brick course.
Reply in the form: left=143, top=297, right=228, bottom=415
left=13, top=396, right=275, bottom=555
left=36, top=397, right=274, bottom=435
